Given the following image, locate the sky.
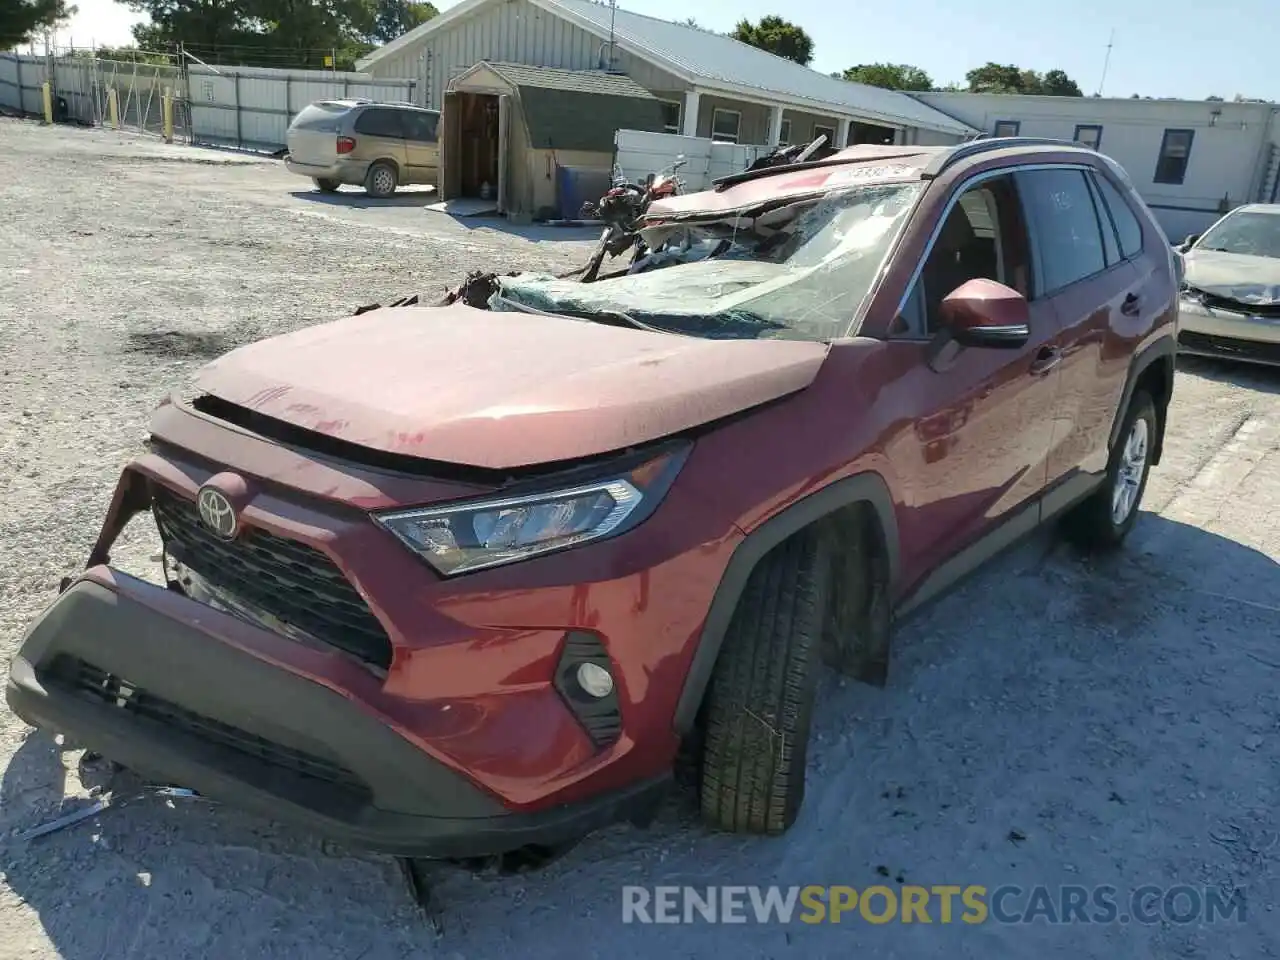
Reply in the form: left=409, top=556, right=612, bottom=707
left=53, top=0, right=1277, bottom=102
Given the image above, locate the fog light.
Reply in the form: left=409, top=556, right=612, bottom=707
left=576, top=662, right=614, bottom=698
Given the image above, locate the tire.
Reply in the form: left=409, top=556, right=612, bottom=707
left=1062, top=390, right=1157, bottom=549
left=364, top=161, right=398, bottom=198
left=698, top=528, right=829, bottom=835
left=313, top=177, right=340, bottom=193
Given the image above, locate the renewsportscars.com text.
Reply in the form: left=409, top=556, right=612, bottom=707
left=621, top=884, right=1247, bottom=925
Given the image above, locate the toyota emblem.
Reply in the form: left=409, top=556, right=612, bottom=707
left=197, top=486, right=239, bottom=540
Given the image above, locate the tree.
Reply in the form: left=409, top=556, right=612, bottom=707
left=840, top=62, right=933, bottom=92
left=1, top=0, right=75, bottom=50
left=124, top=0, right=383, bottom=69
left=1040, top=69, right=1082, bottom=97
left=731, top=15, right=813, bottom=66
left=372, top=0, right=436, bottom=44
left=964, top=61, right=1083, bottom=96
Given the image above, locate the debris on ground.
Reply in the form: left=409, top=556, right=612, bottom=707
left=14, top=786, right=208, bottom=842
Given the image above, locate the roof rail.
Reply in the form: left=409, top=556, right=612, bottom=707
left=921, top=136, right=1090, bottom=179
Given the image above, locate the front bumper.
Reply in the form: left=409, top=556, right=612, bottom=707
left=6, top=571, right=667, bottom=857
left=1178, top=297, right=1280, bottom=366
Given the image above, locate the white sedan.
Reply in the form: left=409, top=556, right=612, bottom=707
left=1177, top=203, right=1280, bottom=367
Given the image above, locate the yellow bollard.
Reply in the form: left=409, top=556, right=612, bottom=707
left=107, top=88, right=119, bottom=129
left=41, top=82, right=53, bottom=124
left=162, top=87, right=174, bottom=143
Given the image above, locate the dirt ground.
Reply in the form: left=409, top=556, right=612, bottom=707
left=1, top=119, right=1278, bottom=960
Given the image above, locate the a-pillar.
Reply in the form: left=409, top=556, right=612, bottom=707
left=682, top=89, right=700, bottom=137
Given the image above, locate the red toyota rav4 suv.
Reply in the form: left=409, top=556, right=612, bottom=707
left=7, top=139, right=1179, bottom=861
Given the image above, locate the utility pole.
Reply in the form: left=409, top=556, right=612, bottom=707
left=1096, top=29, right=1115, bottom=97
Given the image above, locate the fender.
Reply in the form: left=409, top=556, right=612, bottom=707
left=672, top=471, right=900, bottom=736
left=1109, top=335, right=1176, bottom=461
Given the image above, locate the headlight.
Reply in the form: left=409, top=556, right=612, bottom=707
left=374, top=444, right=689, bottom=576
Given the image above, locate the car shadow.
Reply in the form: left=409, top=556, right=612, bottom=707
left=288, top=188, right=440, bottom=209
left=2, top=511, right=1276, bottom=957
left=1177, top=352, right=1280, bottom=395
left=438, top=212, right=602, bottom=243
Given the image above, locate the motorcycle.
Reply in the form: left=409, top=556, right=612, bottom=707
left=579, top=156, right=688, bottom=282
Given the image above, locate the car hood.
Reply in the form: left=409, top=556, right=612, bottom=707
left=1183, top=248, right=1280, bottom=306
left=194, top=304, right=827, bottom=469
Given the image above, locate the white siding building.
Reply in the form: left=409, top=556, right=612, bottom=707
left=915, top=92, right=1280, bottom=240
left=356, top=0, right=974, bottom=150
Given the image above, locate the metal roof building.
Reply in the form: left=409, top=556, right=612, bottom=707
left=357, top=0, right=975, bottom=149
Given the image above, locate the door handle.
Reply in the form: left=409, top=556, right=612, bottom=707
left=1120, top=292, right=1141, bottom=316
left=1030, top=346, right=1062, bottom=376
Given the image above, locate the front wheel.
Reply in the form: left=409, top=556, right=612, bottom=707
left=1062, top=390, right=1156, bottom=548
left=698, top=528, right=829, bottom=835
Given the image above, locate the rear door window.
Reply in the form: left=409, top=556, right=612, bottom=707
left=1091, top=173, right=1144, bottom=260
left=354, top=108, right=405, bottom=138
left=401, top=110, right=439, bottom=143
left=292, top=102, right=350, bottom=133
left=1016, top=168, right=1108, bottom=295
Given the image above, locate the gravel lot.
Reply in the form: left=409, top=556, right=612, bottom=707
left=1, top=119, right=1278, bottom=960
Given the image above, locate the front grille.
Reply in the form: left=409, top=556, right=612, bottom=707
left=48, top=656, right=369, bottom=796
left=1180, top=330, right=1280, bottom=365
left=151, top=485, right=393, bottom=671
left=1197, top=293, right=1280, bottom=318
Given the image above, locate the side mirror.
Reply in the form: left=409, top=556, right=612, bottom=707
left=938, top=278, right=1031, bottom=349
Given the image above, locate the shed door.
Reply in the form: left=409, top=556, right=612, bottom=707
left=497, top=94, right=511, bottom=214
left=440, top=91, right=463, bottom=200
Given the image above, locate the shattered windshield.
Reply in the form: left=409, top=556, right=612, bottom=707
left=494, top=181, right=922, bottom=341
left=1197, top=211, right=1280, bottom=259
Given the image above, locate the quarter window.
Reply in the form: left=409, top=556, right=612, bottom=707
left=353, top=108, right=404, bottom=138
left=711, top=108, right=740, bottom=143
left=1016, top=168, right=1108, bottom=294
left=1154, top=128, right=1194, bottom=185
left=1091, top=173, right=1144, bottom=259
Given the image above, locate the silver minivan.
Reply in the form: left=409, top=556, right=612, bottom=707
left=284, top=99, right=441, bottom=198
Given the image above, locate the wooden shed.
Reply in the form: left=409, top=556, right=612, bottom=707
left=441, top=61, right=665, bottom=220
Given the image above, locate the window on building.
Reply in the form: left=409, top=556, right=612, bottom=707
left=711, top=108, right=741, bottom=143
left=659, top=100, right=681, bottom=134
left=778, top=118, right=792, bottom=144
left=1154, top=128, right=1194, bottom=185
left=813, top=123, right=836, bottom=145
left=993, top=119, right=1020, bottom=137
left=1091, top=172, right=1144, bottom=259
left=1073, top=124, right=1102, bottom=150
left=1015, top=168, right=1108, bottom=294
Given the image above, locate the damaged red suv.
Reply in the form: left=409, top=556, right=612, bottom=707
left=7, top=138, right=1179, bottom=859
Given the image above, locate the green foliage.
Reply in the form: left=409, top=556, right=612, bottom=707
left=964, top=61, right=1083, bottom=96
left=730, top=15, right=813, bottom=66
left=840, top=62, right=933, bottom=92
left=0, top=0, right=75, bottom=50
left=121, top=0, right=438, bottom=69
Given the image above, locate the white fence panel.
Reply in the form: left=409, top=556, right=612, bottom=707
left=614, top=129, right=771, bottom=190
left=188, top=64, right=417, bottom=152
left=0, top=52, right=49, bottom=116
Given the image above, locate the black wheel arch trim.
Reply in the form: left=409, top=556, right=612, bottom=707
left=1110, top=335, right=1176, bottom=461
left=672, top=471, right=900, bottom=736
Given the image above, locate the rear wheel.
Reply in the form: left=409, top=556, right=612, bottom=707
left=313, top=177, right=340, bottom=193
left=1062, top=390, right=1156, bottom=548
left=698, top=528, right=828, bottom=835
left=364, top=161, right=398, bottom=198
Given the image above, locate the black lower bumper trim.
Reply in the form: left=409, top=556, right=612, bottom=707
left=6, top=575, right=668, bottom=858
